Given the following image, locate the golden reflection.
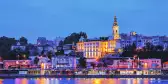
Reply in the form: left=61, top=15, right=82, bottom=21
left=93, top=79, right=101, bottom=84
left=106, top=78, right=116, bottom=84
left=21, top=78, right=28, bottom=84
left=133, top=78, right=138, bottom=84
left=39, top=78, right=45, bottom=84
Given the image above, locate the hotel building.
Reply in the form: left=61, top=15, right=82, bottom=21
left=77, top=16, right=122, bottom=59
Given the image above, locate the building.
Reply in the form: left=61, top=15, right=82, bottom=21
left=152, top=36, right=160, bottom=46
left=163, top=62, right=168, bottom=69
left=54, top=37, right=64, bottom=47
left=38, top=56, right=51, bottom=69
left=51, top=56, right=77, bottom=69
left=46, top=40, right=54, bottom=46
left=108, top=58, right=161, bottom=69
left=103, top=57, right=161, bottom=75
left=76, top=16, right=122, bottom=59
left=120, top=34, right=132, bottom=48
left=11, top=42, right=26, bottom=51
left=0, top=57, right=3, bottom=69
left=37, top=37, right=47, bottom=46
left=163, top=41, right=168, bottom=50
left=3, top=60, right=31, bottom=69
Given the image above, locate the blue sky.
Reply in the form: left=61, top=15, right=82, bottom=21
left=0, top=0, right=168, bottom=43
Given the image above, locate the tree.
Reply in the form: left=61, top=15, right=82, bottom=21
left=64, top=32, right=87, bottom=44
left=47, top=51, right=52, bottom=60
left=34, top=57, right=39, bottom=65
left=7, top=48, right=29, bottom=60
left=122, top=43, right=137, bottom=57
left=19, top=37, right=28, bottom=45
left=165, top=46, right=168, bottom=51
left=59, top=40, right=64, bottom=46
left=100, top=37, right=108, bottom=40
left=79, top=57, right=86, bottom=68
left=97, top=63, right=103, bottom=67
left=0, top=36, right=17, bottom=59
left=145, top=42, right=154, bottom=51
left=155, top=45, right=163, bottom=51
left=55, top=50, right=64, bottom=56
left=79, top=32, right=87, bottom=39
left=91, top=62, right=96, bottom=69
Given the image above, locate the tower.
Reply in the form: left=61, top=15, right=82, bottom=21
left=113, top=16, right=120, bottom=40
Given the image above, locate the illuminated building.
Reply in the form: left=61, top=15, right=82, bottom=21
left=163, top=61, right=168, bottom=69
left=11, top=42, right=26, bottom=51
left=3, top=60, right=31, bottom=69
left=109, top=58, right=161, bottom=69
left=51, top=56, right=77, bottom=69
left=77, top=16, right=122, bottom=59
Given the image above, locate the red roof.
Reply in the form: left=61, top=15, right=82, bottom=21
left=163, top=62, right=168, bottom=64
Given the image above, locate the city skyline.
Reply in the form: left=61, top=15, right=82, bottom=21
left=0, top=0, right=168, bottom=43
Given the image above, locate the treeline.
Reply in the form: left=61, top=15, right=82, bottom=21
left=64, top=32, right=87, bottom=44
left=122, top=43, right=168, bottom=62
left=0, top=32, right=87, bottom=60
left=0, top=36, right=28, bottom=60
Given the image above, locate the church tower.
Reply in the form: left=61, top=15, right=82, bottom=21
left=113, top=16, right=120, bottom=40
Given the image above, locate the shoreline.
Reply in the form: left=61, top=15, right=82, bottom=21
left=0, top=74, right=167, bottom=79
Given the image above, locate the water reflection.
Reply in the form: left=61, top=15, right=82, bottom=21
left=0, top=78, right=167, bottom=84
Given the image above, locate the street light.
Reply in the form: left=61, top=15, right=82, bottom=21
left=17, top=55, right=20, bottom=60
left=23, top=54, right=26, bottom=59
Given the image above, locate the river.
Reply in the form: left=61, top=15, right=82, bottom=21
left=0, top=78, right=167, bottom=84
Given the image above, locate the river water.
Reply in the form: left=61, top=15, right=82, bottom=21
left=0, top=78, right=167, bottom=84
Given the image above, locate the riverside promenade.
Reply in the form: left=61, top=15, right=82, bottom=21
left=0, top=74, right=168, bottom=79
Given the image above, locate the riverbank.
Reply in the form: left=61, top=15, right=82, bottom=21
left=0, top=74, right=168, bottom=78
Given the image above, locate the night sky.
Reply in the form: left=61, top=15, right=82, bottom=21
left=0, top=0, right=168, bottom=43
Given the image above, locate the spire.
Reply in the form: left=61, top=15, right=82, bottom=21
left=113, top=16, right=118, bottom=26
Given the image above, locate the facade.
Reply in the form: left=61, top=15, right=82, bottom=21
left=120, top=33, right=145, bottom=49
left=163, top=62, right=168, bottom=69
left=54, top=37, right=64, bottom=47
left=51, top=56, right=77, bottom=69
left=109, top=58, right=161, bottom=69
left=11, top=42, right=26, bottom=51
left=77, top=16, right=122, bottom=59
left=152, top=36, right=160, bottom=46
left=63, top=44, right=76, bottom=55
left=3, top=60, right=31, bottom=69
left=46, top=40, right=54, bottom=46
left=37, top=37, right=47, bottom=46
left=38, top=56, right=51, bottom=69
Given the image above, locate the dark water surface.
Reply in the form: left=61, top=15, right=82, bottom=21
left=0, top=78, right=167, bottom=84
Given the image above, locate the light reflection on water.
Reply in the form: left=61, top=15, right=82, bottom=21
left=0, top=78, right=168, bottom=84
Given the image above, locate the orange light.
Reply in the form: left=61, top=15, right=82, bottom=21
left=144, top=63, right=148, bottom=69
left=93, top=79, right=101, bottom=84
left=41, top=63, right=45, bottom=69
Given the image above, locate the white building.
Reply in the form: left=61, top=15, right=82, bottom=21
left=51, top=56, right=77, bottom=69
left=11, top=42, right=26, bottom=51
left=152, top=36, right=160, bottom=46
left=37, top=37, right=47, bottom=46
left=54, top=37, right=64, bottom=47
left=47, top=40, right=54, bottom=46
left=38, top=56, right=51, bottom=69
